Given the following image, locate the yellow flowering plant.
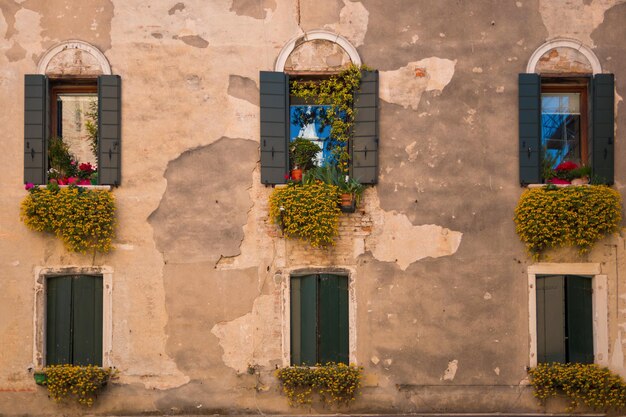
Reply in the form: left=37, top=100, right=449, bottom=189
left=528, top=362, right=626, bottom=412
left=514, top=185, right=621, bottom=259
left=20, top=184, right=115, bottom=253
left=41, top=364, right=115, bottom=406
left=269, top=182, right=341, bottom=247
left=275, top=362, right=363, bottom=407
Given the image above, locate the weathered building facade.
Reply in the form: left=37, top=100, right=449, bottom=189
left=1, top=0, right=626, bottom=414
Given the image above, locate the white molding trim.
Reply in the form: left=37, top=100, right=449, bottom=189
left=274, top=30, right=362, bottom=72
left=527, top=263, right=608, bottom=368
left=281, top=266, right=357, bottom=366
left=33, top=266, right=113, bottom=368
left=37, top=40, right=112, bottom=75
left=526, top=38, right=602, bottom=75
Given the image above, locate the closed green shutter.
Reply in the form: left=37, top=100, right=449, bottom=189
left=291, top=275, right=317, bottom=365
left=318, top=275, right=349, bottom=364
left=592, top=74, right=614, bottom=185
left=46, top=276, right=73, bottom=365
left=71, top=276, right=103, bottom=366
left=24, top=74, right=48, bottom=185
left=98, top=75, right=122, bottom=185
left=260, top=71, right=289, bottom=184
left=566, top=276, right=594, bottom=364
left=351, top=70, right=379, bottom=184
left=536, top=275, right=566, bottom=363
left=519, top=73, right=542, bottom=185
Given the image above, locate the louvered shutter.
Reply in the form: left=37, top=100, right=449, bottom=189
left=536, top=275, right=566, bottom=363
left=98, top=75, right=121, bottom=185
left=519, top=73, right=542, bottom=185
left=318, top=274, right=349, bottom=364
left=566, top=275, right=594, bottom=364
left=260, top=71, right=289, bottom=184
left=24, top=74, right=48, bottom=185
left=290, top=275, right=317, bottom=365
left=592, top=74, right=614, bottom=185
left=352, top=70, right=379, bottom=184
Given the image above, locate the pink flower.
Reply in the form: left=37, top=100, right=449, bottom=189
left=48, top=179, right=58, bottom=185
left=24, top=182, right=34, bottom=190
left=70, top=160, right=76, bottom=166
left=67, top=177, right=79, bottom=185
left=548, top=178, right=571, bottom=185
left=78, top=179, right=91, bottom=185
left=57, top=178, right=68, bottom=185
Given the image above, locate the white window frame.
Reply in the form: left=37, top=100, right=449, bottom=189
left=528, top=263, right=608, bottom=367
left=281, top=267, right=357, bottom=366
left=33, top=266, right=113, bottom=368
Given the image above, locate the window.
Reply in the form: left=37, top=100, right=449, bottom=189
left=290, top=274, right=349, bottom=365
left=259, top=70, right=379, bottom=185
left=46, top=275, right=103, bottom=366
left=518, top=73, right=614, bottom=185
left=536, top=275, right=593, bottom=364
left=24, top=74, right=121, bottom=186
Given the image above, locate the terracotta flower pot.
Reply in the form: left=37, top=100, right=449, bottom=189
left=291, top=169, right=303, bottom=182
left=340, top=193, right=356, bottom=213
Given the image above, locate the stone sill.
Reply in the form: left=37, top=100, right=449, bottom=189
left=34, top=184, right=112, bottom=191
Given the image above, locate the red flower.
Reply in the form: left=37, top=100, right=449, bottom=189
left=78, top=179, right=91, bottom=185
left=57, top=178, right=67, bottom=185
left=548, top=178, right=571, bottom=184
left=555, top=161, right=578, bottom=171
left=79, top=162, right=94, bottom=173
left=24, top=182, right=34, bottom=190
left=67, top=177, right=79, bottom=185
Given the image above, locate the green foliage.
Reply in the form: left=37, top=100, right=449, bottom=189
left=290, top=64, right=364, bottom=169
left=42, top=365, right=114, bottom=406
left=48, top=136, right=77, bottom=179
left=305, top=165, right=365, bottom=203
left=528, top=363, right=626, bottom=412
left=290, top=137, right=321, bottom=170
left=514, top=186, right=621, bottom=259
left=275, top=362, right=363, bottom=407
left=269, top=182, right=340, bottom=247
left=84, top=100, right=99, bottom=157
left=21, top=185, right=116, bottom=253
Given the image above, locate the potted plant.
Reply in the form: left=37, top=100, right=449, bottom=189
left=339, top=177, right=365, bottom=213
left=304, top=165, right=364, bottom=213
left=289, top=138, right=321, bottom=181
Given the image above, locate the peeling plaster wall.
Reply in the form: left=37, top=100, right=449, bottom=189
left=2, top=0, right=626, bottom=415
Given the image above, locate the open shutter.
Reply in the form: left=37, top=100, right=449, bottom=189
left=536, top=275, right=566, bottom=363
left=290, top=275, right=317, bottom=365
left=46, top=276, right=72, bottom=365
left=592, top=74, right=614, bottom=185
left=71, top=276, right=103, bottom=366
left=352, top=70, right=379, bottom=184
left=566, top=276, right=594, bottom=364
left=24, top=74, right=48, bottom=185
left=98, top=75, right=121, bottom=185
left=519, top=73, right=542, bottom=185
left=260, top=71, right=289, bottom=184
left=318, top=274, right=349, bottom=364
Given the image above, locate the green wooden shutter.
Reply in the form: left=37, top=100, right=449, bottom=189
left=566, top=276, right=594, bottom=364
left=46, top=276, right=72, bottom=365
left=351, top=70, right=379, bottom=184
left=260, top=71, right=289, bottom=184
left=98, top=75, right=122, bottom=185
left=24, top=74, right=48, bottom=185
left=519, top=73, right=541, bottom=185
left=71, top=276, right=103, bottom=366
left=592, top=74, right=614, bottom=185
left=318, top=275, right=349, bottom=364
left=536, top=275, right=566, bottom=363
left=291, top=275, right=317, bottom=365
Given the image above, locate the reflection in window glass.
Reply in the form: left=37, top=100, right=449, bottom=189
left=541, top=93, right=581, bottom=167
left=57, top=93, right=98, bottom=167
left=290, top=105, right=345, bottom=166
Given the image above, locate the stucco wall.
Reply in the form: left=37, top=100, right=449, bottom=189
left=1, top=0, right=626, bottom=415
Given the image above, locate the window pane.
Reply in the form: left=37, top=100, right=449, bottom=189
left=541, top=93, right=581, bottom=167
left=57, top=93, right=98, bottom=167
left=290, top=105, right=343, bottom=166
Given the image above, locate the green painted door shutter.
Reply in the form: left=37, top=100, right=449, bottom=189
left=46, top=276, right=73, bottom=365
left=352, top=70, right=379, bottom=184
left=318, top=275, right=349, bottom=364
left=566, top=276, right=594, bottom=364
left=260, top=71, right=289, bottom=184
left=519, top=73, right=542, bottom=185
left=98, top=75, right=122, bottom=186
left=592, top=74, right=614, bottom=185
left=536, top=275, right=566, bottom=363
left=291, top=275, right=317, bottom=365
left=71, top=276, right=103, bottom=366
left=24, top=74, right=48, bottom=185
